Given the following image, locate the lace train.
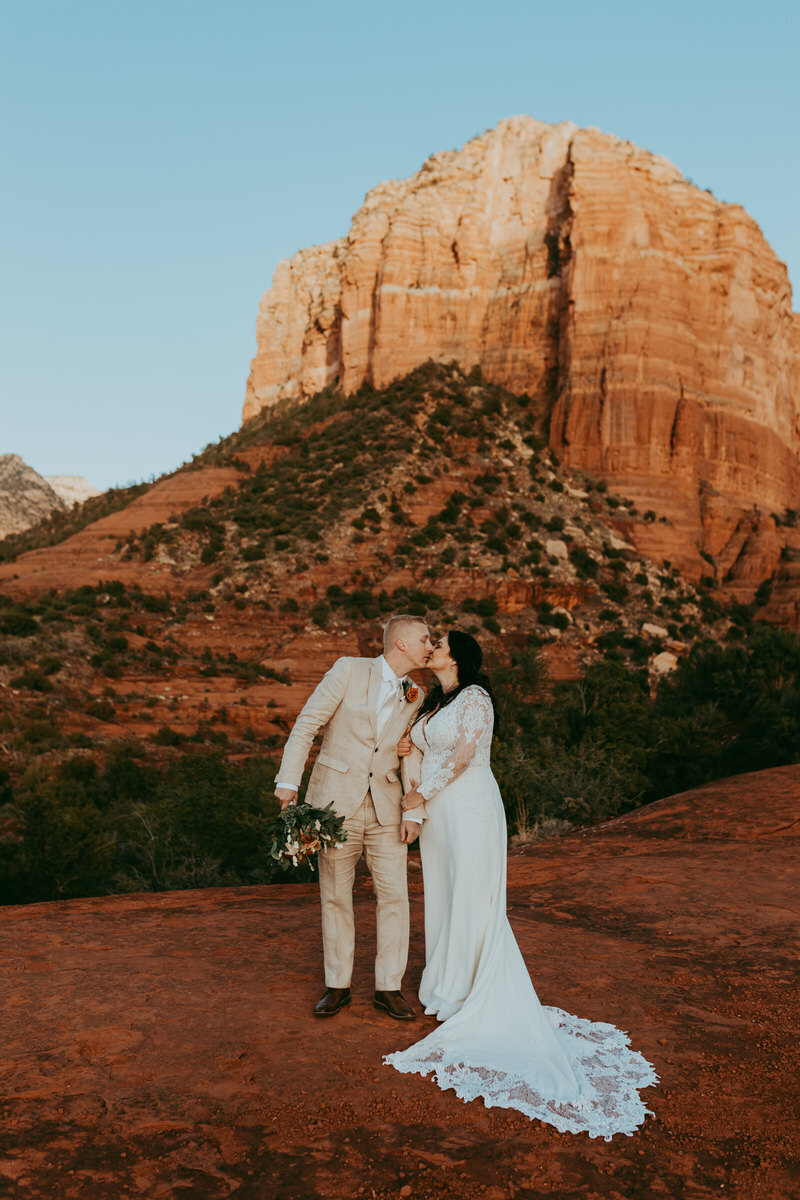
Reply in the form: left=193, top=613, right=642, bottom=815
left=385, top=1006, right=658, bottom=1141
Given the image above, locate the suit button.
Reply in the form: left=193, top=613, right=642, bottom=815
left=374, top=747, right=379, bottom=753
left=369, top=771, right=373, bottom=778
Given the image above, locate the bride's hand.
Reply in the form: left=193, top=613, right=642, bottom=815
left=397, top=730, right=413, bottom=757
left=401, top=783, right=422, bottom=812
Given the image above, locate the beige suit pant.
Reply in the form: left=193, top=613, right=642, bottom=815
left=318, top=792, right=409, bottom=990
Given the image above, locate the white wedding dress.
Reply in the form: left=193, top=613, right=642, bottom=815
left=384, top=686, right=658, bottom=1140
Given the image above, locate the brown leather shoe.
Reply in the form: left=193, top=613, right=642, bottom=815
left=313, top=987, right=351, bottom=1017
left=373, top=990, right=416, bottom=1020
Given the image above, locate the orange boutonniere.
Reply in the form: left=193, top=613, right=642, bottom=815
left=402, top=679, right=419, bottom=702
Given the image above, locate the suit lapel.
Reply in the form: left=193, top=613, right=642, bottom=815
left=367, top=657, right=382, bottom=740
left=386, top=684, right=424, bottom=738
left=385, top=693, right=410, bottom=735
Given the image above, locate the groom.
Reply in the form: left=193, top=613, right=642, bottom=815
left=274, top=614, right=431, bottom=1018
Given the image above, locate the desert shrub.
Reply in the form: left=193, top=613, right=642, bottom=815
left=151, top=725, right=188, bottom=746
left=138, top=592, right=171, bottom=614
left=311, top=601, right=330, bottom=627
left=1, top=748, right=282, bottom=904
left=0, top=608, right=38, bottom=637
left=492, top=736, right=642, bottom=831
left=474, top=472, right=502, bottom=493
left=475, top=597, right=498, bottom=617
left=601, top=581, right=629, bottom=604
left=10, top=669, right=52, bottom=693
left=15, top=713, right=64, bottom=750
left=569, top=546, right=598, bottom=578
left=754, top=577, right=772, bottom=607
left=650, top=627, right=800, bottom=790
left=87, top=699, right=116, bottom=721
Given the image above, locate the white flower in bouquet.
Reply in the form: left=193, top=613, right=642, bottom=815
left=268, top=801, right=348, bottom=872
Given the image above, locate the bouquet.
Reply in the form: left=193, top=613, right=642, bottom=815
left=268, top=801, right=347, bottom=872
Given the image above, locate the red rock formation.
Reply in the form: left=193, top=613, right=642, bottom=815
left=245, top=116, right=800, bottom=578
left=244, top=117, right=579, bottom=414
left=549, top=130, right=800, bottom=543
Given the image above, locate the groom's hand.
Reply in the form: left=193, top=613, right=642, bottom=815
left=275, top=787, right=297, bottom=809
left=400, top=820, right=420, bottom=844
left=397, top=731, right=413, bottom=757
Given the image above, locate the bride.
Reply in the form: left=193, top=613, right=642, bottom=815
left=386, top=630, right=657, bottom=1140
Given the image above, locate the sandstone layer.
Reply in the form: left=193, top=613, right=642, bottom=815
left=2, top=765, right=797, bottom=1199
left=245, top=116, right=800, bottom=574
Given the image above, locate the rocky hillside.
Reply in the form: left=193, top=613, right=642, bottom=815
left=0, top=454, right=66, bottom=537
left=0, top=454, right=98, bottom=538
left=2, top=364, right=800, bottom=905
left=245, top=116, right=800, bottom=585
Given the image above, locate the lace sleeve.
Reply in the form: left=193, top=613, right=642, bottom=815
left=417, top=687, right=493, bottom=801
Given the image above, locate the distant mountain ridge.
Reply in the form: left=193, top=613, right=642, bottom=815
left=46, top=474, right=100, bottom=509
left=0, top=454, right=98, bottom=538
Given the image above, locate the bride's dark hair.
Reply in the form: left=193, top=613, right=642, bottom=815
left=413, top=629, right=499, bottom=734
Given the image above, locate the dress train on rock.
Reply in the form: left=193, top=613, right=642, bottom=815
left=385, top=686, right=658, bottom=1140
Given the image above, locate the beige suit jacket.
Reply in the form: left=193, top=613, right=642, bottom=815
left=276, top=656, right=426, bottom=825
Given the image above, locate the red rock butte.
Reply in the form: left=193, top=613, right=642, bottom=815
left=245, top=115, right=800, bottom=574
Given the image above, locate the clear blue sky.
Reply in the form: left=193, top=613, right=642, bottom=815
left=2, top=0, right=797, bottom=490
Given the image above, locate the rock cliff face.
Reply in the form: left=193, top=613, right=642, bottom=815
left=45, top=474, right=100, bottom=508
left=245, top=116, right=799, bottom=575
left=0, top=454, right=66, bottom=538
left=0, top=455, right=99, bottom=538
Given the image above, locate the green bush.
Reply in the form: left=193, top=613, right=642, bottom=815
left=10, top=669, right=52, bottom=693
left=601, top=581, right=629, bottom=604
left=569, top=546, right=598, bottom=578
left=0, top=608, right=38, bottom=637
left=1, top=747, right=282, bottom=904
left=311, top=601, right=330, bottom=627
left=87, top=699, right=116, bottom=721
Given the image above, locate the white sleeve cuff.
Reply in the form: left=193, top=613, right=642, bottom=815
left=276, top=781, right=298, bottom=791
left=404, top=814, right=424, bottom=825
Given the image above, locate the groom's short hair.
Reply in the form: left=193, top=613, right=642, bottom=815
left=383, top=613, right=427, bottom=653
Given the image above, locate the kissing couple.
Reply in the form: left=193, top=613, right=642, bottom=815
left=274, top=614, right=657, bottom=1138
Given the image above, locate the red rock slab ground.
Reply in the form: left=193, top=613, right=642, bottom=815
left=1, top=766, right=798, bottom=1200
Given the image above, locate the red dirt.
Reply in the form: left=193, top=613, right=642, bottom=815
left=2, top=765, right=798, bottom=1199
